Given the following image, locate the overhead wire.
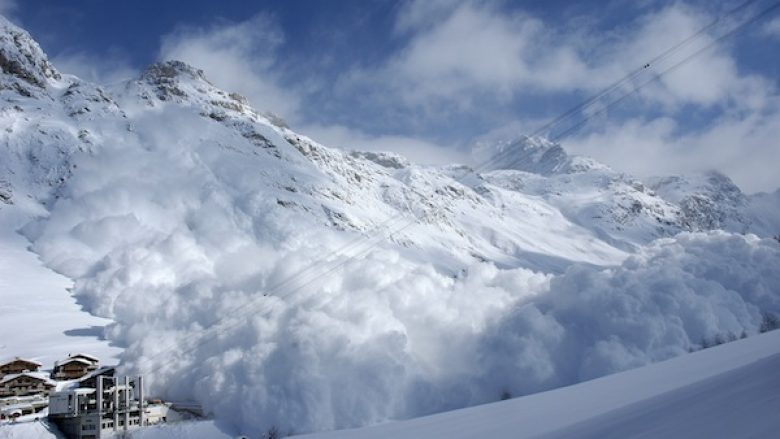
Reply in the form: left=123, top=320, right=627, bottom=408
left=549, top=0, right=780, bottom=143
left=482, top=0, right=761, bottom=172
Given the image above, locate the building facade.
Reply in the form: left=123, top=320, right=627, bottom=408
left=49, top=374, right=179, bottom=439
left=52, top=355, right=99, bottom=381
left=0, top=372, right=56, bottom=398
left=0, top=358, right=42, bottom=378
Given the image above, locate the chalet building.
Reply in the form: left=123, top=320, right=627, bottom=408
left=52, top=354, right=100, bottom=381
left=0, top=357, right=42, bottom=378
left=68, top=353, right=100, bottom=365
left=0, top=371, right=56, bottom=398
left=49, top=374, right=180, bottom=439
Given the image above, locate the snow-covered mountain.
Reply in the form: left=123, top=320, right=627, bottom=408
left=1, top=15, right=779, bottom=437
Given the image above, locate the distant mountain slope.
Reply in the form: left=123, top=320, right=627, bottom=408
left=1, top=14, right=779, bottom=438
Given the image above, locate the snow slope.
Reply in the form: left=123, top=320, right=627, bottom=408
left=297, top=329, right=780, bottom=439
left=0, top=201, right=121, bottom=367
left=0, top=13, right=779, bottom=438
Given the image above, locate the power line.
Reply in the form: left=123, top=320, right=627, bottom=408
left=482, top=0, right=761, bottom=173
left=534, top=0, right=759, bottom=139
left=549, top=0, right=780, bottom=143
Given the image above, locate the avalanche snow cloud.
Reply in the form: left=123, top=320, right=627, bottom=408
left=1, top=14, right=780, bottom=438
left=25, top=167, right=780, bottom=436
left=22, top=109, right=780, bottom=435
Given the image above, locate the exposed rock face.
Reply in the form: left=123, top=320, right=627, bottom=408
left=138, top=60, right=212, bottom=102
left=482, top=135, right=609, bottom=175
left=0, top=16, right=60, bottom=90
left=650, top=171, right=751, bottom=233
left=349, top=151, right=411, bottom=169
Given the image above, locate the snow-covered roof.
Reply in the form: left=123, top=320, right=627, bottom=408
left=55, top=357, right=93, bottom=367
left=0, top=371, right=55, bottom=386
left=68, top=353, right=100, bottom=363
left=0, top=357, right=42, bottom=368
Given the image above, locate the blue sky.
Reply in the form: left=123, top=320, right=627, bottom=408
left=3, top=0, right=780, bottom=192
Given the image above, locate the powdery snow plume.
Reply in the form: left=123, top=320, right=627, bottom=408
left=475, top=232, right=780, bottom=402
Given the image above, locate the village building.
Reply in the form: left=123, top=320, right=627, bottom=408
left=0, top=357, right=42, bottom=378
left=67, top=353, right=100, bottom=366
left=0, top=371, right=56, bottom=398
left=49, top=374, right=182, bottom=439
left=52, top=354, right=100, bottom=381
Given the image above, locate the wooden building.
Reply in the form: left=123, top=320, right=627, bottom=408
left=68, top=353, right=100, bottom=366
left=52, top=354, right=100, bottom=381
left=0, top=357, right=42, bottom=378
left=0, top=371, right=56, bottom=398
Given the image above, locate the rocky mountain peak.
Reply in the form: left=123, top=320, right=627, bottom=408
left=349, top=150, right=411, bottom=169
left=0, top=15, right=60, bottom=91
left=480, top=135, right=608, bottom=175
left=649, top=170, right=750, bottom=232
left=134, top=60, right=214, bottom=102
left=141, top=60, right=209, bottom=83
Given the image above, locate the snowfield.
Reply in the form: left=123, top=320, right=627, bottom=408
left=0, top=14, right=779, bottom=438
left=0, top=200, right=121, bottom=367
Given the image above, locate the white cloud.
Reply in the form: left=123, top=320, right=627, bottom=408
left=52, top=50, right=137, bottom=85
left=329, top=0, right=778, bottom=149
left=763, top=16, right=780, bottom=39
left=564, top=98, right=780, bottom=193
left=397, top=2, right=780, bottom=192
left=154, top=11, right=484, bottom=165
left=346, top=0, right=595, bottom=110
left=31, top=1, right=780, bottom=192
left=606, top=4, right=771, bottom=111
left=159, top=15, right=302, bottom=122
left=392, top=4, right=537, bottom=97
